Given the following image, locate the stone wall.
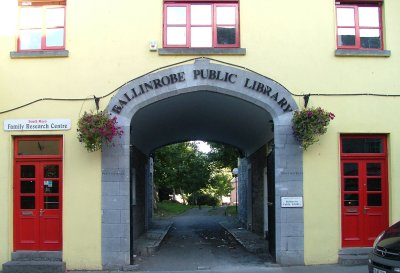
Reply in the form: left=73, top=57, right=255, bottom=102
left=249, top=145, right=267, bottom=236
left=130, top=147, right=147, bottom=241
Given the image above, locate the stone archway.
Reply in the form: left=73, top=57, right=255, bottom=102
left=101, top=58, right=303, bottom=268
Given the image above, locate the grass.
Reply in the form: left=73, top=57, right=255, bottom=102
left=224, top=205, right=238, bottom=216
left=154, top=201, right=194, bottom=217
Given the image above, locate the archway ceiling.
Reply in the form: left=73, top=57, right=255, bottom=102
left=130, top=91, right=273, bottom=155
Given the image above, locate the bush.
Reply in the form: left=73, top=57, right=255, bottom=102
left=189, top=192, right=219, bottom=206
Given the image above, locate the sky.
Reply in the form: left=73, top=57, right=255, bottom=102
left=194, top=141, right=211, bottom=153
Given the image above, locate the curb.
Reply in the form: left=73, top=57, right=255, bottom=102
left=219, top=221, right=268, bottom=255
left=133, top=221, right=173, bottom=256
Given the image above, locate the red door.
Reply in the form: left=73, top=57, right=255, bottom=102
left=14, top=161, right=63, bottom=251
left=341, top=135, right=388, bottom=247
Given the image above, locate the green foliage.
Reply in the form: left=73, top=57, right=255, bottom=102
left=154, top=142, right=211, bottom=200
left=188, top=192, right=219, bottom=206
left=203, top=168, right=233, bottom=202
left=154, top=142, right=238, bottom=208
left=154, top=201, right=194, bottom=217
left=292, top=107, right=335, bottom=150
left=208, top=143, right=241, bottom=170
left=77, top=111, right=123, bottom=152
left=225, top=205, right=238, bottom=216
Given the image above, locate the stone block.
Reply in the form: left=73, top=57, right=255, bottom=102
left=102, top=210, right=121, bottom=224
left=3, top=261, right=66, bottom=273
left=102, top=195, right=129, bottom=210
left=103, top=237, right=121, bottom=252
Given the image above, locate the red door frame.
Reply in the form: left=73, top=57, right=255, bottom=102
left=340, top=134, right=389, bottom=248
left=13, top=136, right=63, bottom=251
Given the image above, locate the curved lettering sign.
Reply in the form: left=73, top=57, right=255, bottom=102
left=111, top=64, right=294, bottom=115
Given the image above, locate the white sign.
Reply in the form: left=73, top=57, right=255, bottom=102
left=281, top=197, right=303, bottom=208
left=4, top=119, right=71, bottom=131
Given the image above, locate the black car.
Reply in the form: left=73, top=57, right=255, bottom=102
left=369, top=220, right=400, bottom=273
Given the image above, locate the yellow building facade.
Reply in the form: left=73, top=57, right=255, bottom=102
left=0, top=0, right=399, bottom=270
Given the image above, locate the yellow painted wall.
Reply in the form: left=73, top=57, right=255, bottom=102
left=303, top=95, right=400, bottom=264
left=0, top=0, right=399, bottom=269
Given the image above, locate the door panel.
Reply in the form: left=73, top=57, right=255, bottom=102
left=15, top=163, right=40, bottom=250
left=341, top=159, right=388, bottom=247
left=14, top=161, right=62, bottom=251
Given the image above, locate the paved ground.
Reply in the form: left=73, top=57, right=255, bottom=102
left=134, top=207, right=269, bottom=271
left=69, top=265, right=368, bottom=273
left=69, top=207, right=368, bottom=273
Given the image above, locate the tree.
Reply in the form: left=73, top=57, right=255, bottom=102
left=154, top=142, right=211, bottom=202
left=207, top=142, right=241, bottom=170
left=153, top=142, right=240, bottom=206
left=203, top=167, right=233, bottom=204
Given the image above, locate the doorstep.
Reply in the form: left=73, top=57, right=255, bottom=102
left=338, top=247, right=372, bottom=265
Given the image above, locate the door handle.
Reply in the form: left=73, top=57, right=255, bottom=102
left=39, top=209, right=45, bottom=217
left=363, top=207, right=370, bottom=214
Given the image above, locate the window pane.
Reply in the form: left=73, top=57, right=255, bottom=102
left=44, top=180, right=59, bottom=194
left=367, top=178, right=381, bottom=191
left=217, top=26, right=236, bottom=45
left=46, top=8, right=64, bottom=27
left=166, top=27, right=186, bottom=45
left=359, top=7, right=380, bottom=27
left=216, top=6, right=236, bottom=25
left=337, top=8, right=355, bottom=27
left=338, top=28, right=355, bottom=46
left=344, top=194, right=359, bottom=206
left=167, top=6, right=186, bottom=24
left=360, top=29, right=381, bottom=49
left=20, top=29, right=42, bottom=50
left=44, top=196, right=59, bottom=209
left=344, top=178, right=358, bottom=191
left=21, top=165, right=35, bottom=178
left=20, top=8, right=42, bottom=28
left=46, top=28, right=64, bottom=47
left=21, top=196, right=35, bottom=209
left=191, top=5, right=211, bottom=25
left=342, top=138, right=383, bottom=153
left=21, top=180, right=35, bottom=193
left=17, top=140, right=61, bottom=156
left=191, top=27, right=212, bottom=47
left=344, top=163, right=358, bottom=176
left=367, top=163, right=381, bottom=176
left=44, top=165, right=59, bottom=178
left=367, top=194, right=382, bottom=206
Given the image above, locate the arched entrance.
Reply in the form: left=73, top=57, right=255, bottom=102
left=101, top=58, right=303, bottom=269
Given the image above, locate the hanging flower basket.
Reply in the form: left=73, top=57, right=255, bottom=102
left=292, top=107, right=335, bottom=150
left=77, top=111, right=123, bottom=152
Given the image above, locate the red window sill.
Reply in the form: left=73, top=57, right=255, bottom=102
left=335, top=49, right=391, bottom=57
left=10, top=50, right=69, bottom=58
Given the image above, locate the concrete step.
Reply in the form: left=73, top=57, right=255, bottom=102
left=3, top=260, right=66, bottom=273
left=11, top=251, right=62, bottom=261
left=133, top=220, right=173, bottom=256
left=338, top=247, right=372, bottom=266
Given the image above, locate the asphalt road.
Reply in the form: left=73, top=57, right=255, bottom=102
left=130, top=207, right=368, bottom=273
left=70, top=207, right=368, bottom=273
left=135, top=207, right=269, bottom=271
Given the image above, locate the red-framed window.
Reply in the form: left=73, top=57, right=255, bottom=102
left=163, top=1, right=239, bottom=48
left=14, top=136, right=63, bottom=159
left=336, top=1, right=384, bottom=50
left=18, top=1, right=66, bottom=51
